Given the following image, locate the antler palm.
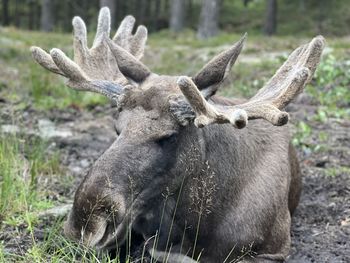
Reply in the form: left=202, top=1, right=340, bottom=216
left=30, top=7, right=147, bottom=100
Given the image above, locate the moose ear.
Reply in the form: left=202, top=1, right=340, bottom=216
left=193, top=33, right=247, bottom=98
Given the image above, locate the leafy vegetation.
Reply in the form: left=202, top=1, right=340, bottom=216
left=308, top=54, right=350, bottom=121
left=292, top=52, right=350, bottom=153
left=0, top=135, right=59, bottom=220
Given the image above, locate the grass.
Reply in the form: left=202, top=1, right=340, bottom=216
left=0, top=26, right=349, bottom=261
left=307, top=54, right=350, bottom=121
left=291, top=52, right=350, bottom=152
left=0, top=133, right=69, bottom=225
left=0, top=133, right=76, bottom=262
left=0, top=217, right=122, bottom=262
left=325, top=166, right=350, bottom=177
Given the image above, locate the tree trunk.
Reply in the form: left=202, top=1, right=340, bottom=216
left=197, top=0, right=221, bottom=39
left=40, top=0, right=54, bottom=32
left=170, top=0, right=185, bottom=32
left=2, top=0, right=10, bottom=26
left=299, top=0, right=305, bottom=13
left=152, top=0, right=161, bottom=31
left=14, top=0, right=20, bottom=27
left=243, top=0, right=252, bottom=7
left=263, top=0, right=277, bottom=36
left=28, top=0, right=35, bottom=30
left=100, top=0, right=116, bottom=28
left=137, top=0, right=146, bottom=24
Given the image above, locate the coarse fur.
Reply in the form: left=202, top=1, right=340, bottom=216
left=64, top=75, right=301, bottom=262
left=30, top=8, right=324, bottom=263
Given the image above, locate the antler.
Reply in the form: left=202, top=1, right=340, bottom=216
left=30, top=7, right=147, bottom=100
left=177, top=36, right=325, bottom=128
left=176, top=77, right=248, bottom=128
left=236, top=36, right=325, bottom=125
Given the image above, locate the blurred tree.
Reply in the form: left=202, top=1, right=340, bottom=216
left=1, top=0, right=349, bottom=36
left=299, top=0, right=305, bottom=13
left=100, top=0, right=116, bottom=28
left=2, top=0, right=10, bottom=25
left=137, top=0, right=147, bottom=24
left=170, top=0, right=185, bottom=32
left=152, top=0, right=162, bottom=30
left=243, top=0, right=253, bottom=7
left=40, top=0, right=54, bottom=32
left=28, top=0, right=34, bottom=29
left=14, top=0, right=20, bottom=27
left=313, top=0, right=332, bottom=34
left=197, top=0, right=221, bottom=39
left=263, top=0, right=277, bottom=35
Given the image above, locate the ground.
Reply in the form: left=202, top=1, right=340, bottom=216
left=0, top=28, right=349, bottom=262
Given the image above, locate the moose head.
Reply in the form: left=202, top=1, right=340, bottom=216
left=31, top=7, right=324, bottom=262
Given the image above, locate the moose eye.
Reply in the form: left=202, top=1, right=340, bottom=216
left=155, top=131, right=178, bottom=146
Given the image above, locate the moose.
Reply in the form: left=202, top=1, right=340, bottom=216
left=31, top=8, right=324, bottom=263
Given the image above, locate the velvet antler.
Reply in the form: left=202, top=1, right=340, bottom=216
left=30, top=7, right=147, bottom=100
left=176, top=36, right=325, bottom=128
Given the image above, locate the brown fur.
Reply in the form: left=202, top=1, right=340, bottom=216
left=30, top=8, right=325, bottom=262
left=64, top=75, right=302, bottom=262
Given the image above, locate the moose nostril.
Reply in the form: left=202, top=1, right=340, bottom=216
left=95, top=223, right=114, bottom=249
left=79, top=220, right=108, bottom=248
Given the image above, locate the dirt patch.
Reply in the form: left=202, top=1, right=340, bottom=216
left=288, top=99, right=350, bottom=263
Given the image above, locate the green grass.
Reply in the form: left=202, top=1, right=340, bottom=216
left=0, top=217, right=126, bottom=262
left=0, top=134, right=63, bottom=220
left=325, top=166, right=350, bottom=177
left=307, top=54, right=350, bottom=121
left=292, top=52, right=350, bottom=152
left=0, top=133, right=70, bottom=262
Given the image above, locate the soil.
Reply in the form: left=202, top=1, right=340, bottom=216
left=0, top=94, right=349, bottom=262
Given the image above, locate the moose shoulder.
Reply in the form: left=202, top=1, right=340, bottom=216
left=31, top=7, right=324, bottom=263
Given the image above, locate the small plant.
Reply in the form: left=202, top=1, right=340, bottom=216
left=306, top=54, right=350, bottom=121
left=325, top=166, right=350, bottom=177
left=0, top=134, right=63, bottom=237
left=292, top=121, right=313, bottom=149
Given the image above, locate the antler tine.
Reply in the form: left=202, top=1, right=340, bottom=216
left=114, top=15, right=135, bottom=45
left=298, top=36, right=324, bottom=81
left=175, top=36, right=324, bottom=129
left=177, top=76, right=248, bottom=129
left=93, top=7, right=111, bottom=47
left=50, top=48, right=86, bottom=82
left=129, top=25, right=147, bottom=59
left=31, top=7, right=149, bottom=101
left=240, top=67, right=310, bottom=125
left=236, top=36, right=325, bottom=126
left=113, top=15, right=148, bottom=60
left=30, top=46, right=64, bottom=76
left=72, top=16, right=88, bottom=64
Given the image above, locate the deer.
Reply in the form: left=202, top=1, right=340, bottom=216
left=31, top=7, right=324, bottom=263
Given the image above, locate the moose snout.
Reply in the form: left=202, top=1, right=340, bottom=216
left=64, top=212, right=109, bottom=247
left=63, top=193, right=128, bottom=249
